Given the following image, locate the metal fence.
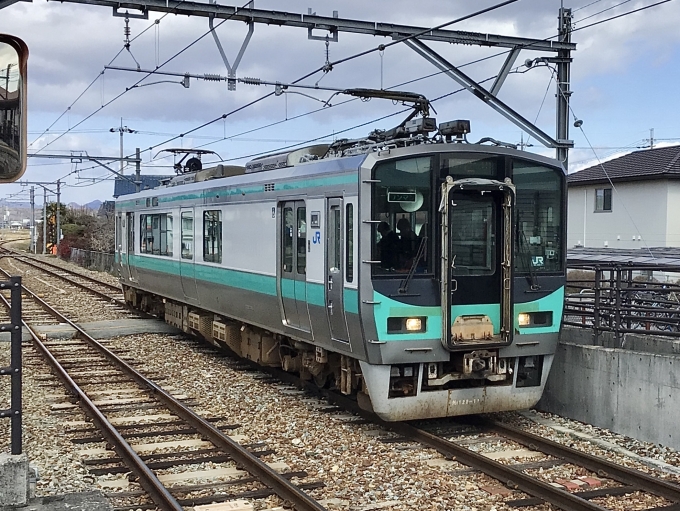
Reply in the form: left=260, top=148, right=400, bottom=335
left=564, top=263, right=680, bottom=346
left=69, top=248, right=116, bottom=275
left=0, top=276, right=23, bottom=454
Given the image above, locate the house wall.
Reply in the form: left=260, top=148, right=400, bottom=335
left=666, top=181, right=680, bottom=246
left=567, top=180, right=669, bottom=249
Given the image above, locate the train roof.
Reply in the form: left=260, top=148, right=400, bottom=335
left=117, top=137, right=565, bottom=204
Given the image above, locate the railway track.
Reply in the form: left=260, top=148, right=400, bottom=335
left=0, top=265, right=327, bottom=511
left=218, top=354, right=680, bottom=511
left=5, top=250, right=680, bottom=509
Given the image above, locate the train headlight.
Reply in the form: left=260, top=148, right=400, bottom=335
left=405, top=318, right=423, bottom=331
left=387, top=317, right=426, bottom=333
left=518, top=313, right=531, bottom=326
left=517, top=312, right=553, bottom=328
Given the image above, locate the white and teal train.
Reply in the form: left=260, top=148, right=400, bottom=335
left=115, top=122, right=566, bottom=421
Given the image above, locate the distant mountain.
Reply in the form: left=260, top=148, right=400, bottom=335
left=67, top=200, right=102, bottom=210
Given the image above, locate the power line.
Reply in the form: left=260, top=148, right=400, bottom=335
left=28, top=0, right=195, bottom=150
left=573, top=0, right=605, bottom=13
left=30, top=0, right=256, bottom=155
left=572, top=0, right=674, bottom=33
left=574, top=0, right=634, bottom=24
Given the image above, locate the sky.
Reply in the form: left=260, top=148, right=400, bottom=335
left=0, top=0, right=679, bottom=205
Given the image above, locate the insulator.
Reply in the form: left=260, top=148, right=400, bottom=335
left=203, top=74, right=222, bottom=81
left=240, top=77, right=261, bottom=85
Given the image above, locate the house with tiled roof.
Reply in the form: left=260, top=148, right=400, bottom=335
left=567, top=145, right=680, bottom=249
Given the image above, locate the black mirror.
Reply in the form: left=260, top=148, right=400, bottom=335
left=0, top=35, right=28, bottom=182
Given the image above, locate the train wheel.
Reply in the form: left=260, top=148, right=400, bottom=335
left=313, top=371, right=330, bottom=388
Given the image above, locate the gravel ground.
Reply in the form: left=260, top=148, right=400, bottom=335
left=3, top=254, right=680, bottom=510
left=0, top=257, right=131, bottom=323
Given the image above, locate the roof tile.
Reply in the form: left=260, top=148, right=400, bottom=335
left=568, top=145, right=680, bottom=185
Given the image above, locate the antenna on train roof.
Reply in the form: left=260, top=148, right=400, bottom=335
left=155, top=148, right=221, bottom=174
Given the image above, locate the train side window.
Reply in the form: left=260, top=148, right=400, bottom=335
left=151, top=215, right=161, bottom=255
left=181, top=212, right=194, bottom=260
left=282, top=206, right=293, bottom=273
left=127, top=213, right=134, bottom=254
left=161, top=215, right=173, bottom=257
left=346, top=203, right=353, bottom=282
left=296, top=207, right=306, bottom=275
left=140, top=214, right=153, bottom=253
left=203, top=210, right=222, bottom=263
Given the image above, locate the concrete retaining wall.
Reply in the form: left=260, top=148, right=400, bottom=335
left=538, top=327, right=680, bottom=450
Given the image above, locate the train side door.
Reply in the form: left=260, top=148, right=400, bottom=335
left=279, top=201, right=310, bottom=331
left=179, top=209, right=199, bottom=301
left=326, top=198, right=350, bottom=342
left=116, top=212, right=126, bottom=279
left=125, top=212, right=138, bottom=282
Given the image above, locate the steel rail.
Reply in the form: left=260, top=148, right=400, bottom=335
left=17, top=254, right=122, bottom=292
left=0, top=267, right=327, bottom=511
left=487, top=420, right=680, bottom=502
left=371, top=421, right=609, bottom=511
left=9, top=256, right=126, bottom=305
left=0, top=269, right=184, bottom=511
left=259, top=368, right=636, bottom=511
left=0, top=251, right=157, bottom=319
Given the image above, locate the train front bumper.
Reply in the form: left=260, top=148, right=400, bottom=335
left=359, top=354, right=554, bottom=421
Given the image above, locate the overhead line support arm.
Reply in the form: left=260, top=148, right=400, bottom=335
left=53, top=0, right=575, bottom=53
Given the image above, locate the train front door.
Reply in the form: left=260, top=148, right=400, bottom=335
left=279, top=201, right=310, bottom=331
left=179, top=209, right=199, bottom=301
left=326, top=198, right=349, bottom=343
left=440, top=178, right=514, bottom=350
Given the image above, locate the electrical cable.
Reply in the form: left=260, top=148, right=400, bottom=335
left=572, top=0, right=674, bottom=33
left=30, top=0, right=255, bottom=155
left=572, top=0, right=604, bottom=13
left=30, top=0, right=674, bottom=190
left=28, top=0, right=191, bottom=149
left=577, top=125, right=656, bottom=259
left=574, top=0, right=634, bottom=23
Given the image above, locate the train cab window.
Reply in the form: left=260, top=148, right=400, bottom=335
left=451, top=198, right=496, bottom=276
left=203, top=210, right=222, bottom=263
left=440, top=155, right=500, bottom=180
left=512, top=161, right=563, bottom=273
left=181, top=212, right=194, bottom=260
left=372, top=156, right=432, bottom=275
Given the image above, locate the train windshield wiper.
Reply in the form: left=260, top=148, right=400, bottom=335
left=519, top=230, right=541, bottom=291
left=399, top=237, right=427, bottom=295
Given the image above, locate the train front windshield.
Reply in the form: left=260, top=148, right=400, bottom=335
left=370, top=153, right=564, bottom=278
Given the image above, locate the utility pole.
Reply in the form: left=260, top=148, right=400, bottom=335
left=110, top=119, right=135, bottom=175
left=555, top=7, right=573, bottom=169
left=29, top=186, right=34, bottom=253
left=42, top=188, right=47, bottom=255
left=650, top=128, right=655, bottom=150
left=56, top=180, right=61, bottom=257
left=135, top=147, right=141, bottom=193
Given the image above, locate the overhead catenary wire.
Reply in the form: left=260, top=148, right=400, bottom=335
left=28, top=0, right=192, bottom=150
left=30, top=0, right=255, bottom=155
left=137, top=0, right=673, bottom=167
left=27, top=0, right=674, bottom=192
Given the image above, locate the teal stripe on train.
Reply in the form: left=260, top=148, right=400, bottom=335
left=125, top=255, right=358, bottom=313
left=372, top=287, right=564, bottom=342
left=117, top=174, right=356, bottom=209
